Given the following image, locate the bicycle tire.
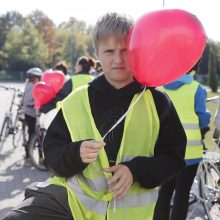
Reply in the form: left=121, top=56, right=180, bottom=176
left=28, top=130, right=47, bottom=171
left=12, top=113, right=26, bottom=148
left=198, top=161, right=220, bottom=220
left=0, top=117, right=11, bottom=154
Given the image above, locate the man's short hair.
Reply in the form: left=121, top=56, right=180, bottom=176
left=92, top=12, right=133, bottom=50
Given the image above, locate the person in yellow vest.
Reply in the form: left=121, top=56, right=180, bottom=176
left=153, top=62, right=211, bottom=220
left=3, top=12, right=186, bottom=220
left=39, top=56, right=95, bottom=113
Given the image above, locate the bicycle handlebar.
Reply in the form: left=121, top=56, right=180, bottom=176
left=0, top=85, right=20, bottom=92
left=203, top=151, right=220, bottom=163
left=206, top=96, right=220, bottom=103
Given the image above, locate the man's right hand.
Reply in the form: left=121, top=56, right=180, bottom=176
left=80, top=140, right=106, bottom=163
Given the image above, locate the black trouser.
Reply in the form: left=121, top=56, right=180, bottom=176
left=24, top=114, right=36, bottom=158
left=153, top=163, right=199, bottom=220
left=3, top=183, right=73, bottom=220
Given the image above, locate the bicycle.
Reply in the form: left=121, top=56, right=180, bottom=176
left=197, top=150, right=220, bottom=219
left=28, top=111, right=47, bottom=171
left=188, top=96, right=220, bottom=220
left=0, top=85, right=27, bottom=155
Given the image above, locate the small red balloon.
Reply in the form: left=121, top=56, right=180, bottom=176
left=33, top=82, right=56, bottom=110
left=42, top=70, right=65, bottom=94
left=127, top=9, right=206, bottom=87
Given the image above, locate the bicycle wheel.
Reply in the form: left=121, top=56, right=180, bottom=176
left=28, top=129, right=47, bottom=171
left=212, top=146, right=220, bottom=172
left=12, top=114, right=26, bottom=148
left=0, top=117, right=11, bottom=154
left=198, top=161, right=220, bottom=220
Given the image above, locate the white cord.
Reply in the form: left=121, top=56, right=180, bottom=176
left=93, top=86, right=147, bottom=218
left=93, top=85, right=147, bottom=172
left=102, top=86, right=146, bottom=140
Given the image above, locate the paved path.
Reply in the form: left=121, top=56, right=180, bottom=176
left=0, top=82, right=55, bottom=219
left=0, top=139, right=50, bottom=218
left=0, top=82, right=219, bottom=219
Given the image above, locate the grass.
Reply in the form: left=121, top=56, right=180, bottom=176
left=203, top=90, right=220, bottom=150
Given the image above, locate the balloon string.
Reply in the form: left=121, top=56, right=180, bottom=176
left=93, top=85, right=146, bottom=218
left=163, top=0, right=165, bottom=8
left=92, top=86, right=147, bottom=172
left=102, top=86, right=147, bottom=141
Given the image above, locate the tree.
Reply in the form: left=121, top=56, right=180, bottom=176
left=28, top=10, right=56, bottom=67
left=198, top=43, right=209, bottom=75
left=0, top=11, right=23, bottom=48
left=55, top=18, right=94, bottom=71
left=0, top=11, right=23, bottom=69
left=208, top=44, right=219, bottom=92
left=2, top=19, right=48, bottom=71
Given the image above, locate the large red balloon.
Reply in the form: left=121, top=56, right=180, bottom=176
left=127, top=9, right=206, bottom=87
left=33, top=82, right=56, bottom=110
left=42, top=70, right=65, bottom=94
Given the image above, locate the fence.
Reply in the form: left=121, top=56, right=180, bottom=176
left=0, top=70, right=219, bottom=88
left=0, top=70, right=26, bottom=81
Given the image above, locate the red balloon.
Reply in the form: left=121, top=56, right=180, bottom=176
left=33, top=82, right=56, bottom=110
left=42, top=70, right=65, bottom=94
left=127, top=9, right=206, bottom=87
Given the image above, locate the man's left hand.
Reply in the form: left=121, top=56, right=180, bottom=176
left=103, top=164, right=133, bottom=199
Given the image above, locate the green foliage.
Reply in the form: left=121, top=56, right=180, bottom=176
left=0, top=11, right=23, bottom=48
left=28, top=10, right=56, bottom=67
left=0, top=10, right=219, bottom=82
left=0, top=10, right=95, bottom=74
left=54, top=18, right=94, bottom=70
left=198, top=44, right=209, bottom=75
left=208, top=44, right=219, bottom=92
left=2, top=19, right=48, bottom=70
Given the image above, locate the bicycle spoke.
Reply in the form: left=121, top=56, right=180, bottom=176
left=197, top=160, right=220, bottom=220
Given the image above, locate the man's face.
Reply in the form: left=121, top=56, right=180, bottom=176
left=96, top=36, right=134, bottom=88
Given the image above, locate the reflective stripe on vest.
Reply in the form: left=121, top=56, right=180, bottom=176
left=71, top=74, right=94, bottom=91
left=161, top=81, right=203, bottom=161
left=68, top=176, right=108, bottom=215
left=108, top=190, right=159, bottom=209
left=52, top=86, right=160, bottom=220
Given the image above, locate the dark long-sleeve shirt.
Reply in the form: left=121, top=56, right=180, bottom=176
left=43, top=74, right=186, bottom=189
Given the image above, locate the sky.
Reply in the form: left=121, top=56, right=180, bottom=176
left=0, top=0, right=220, bottom=42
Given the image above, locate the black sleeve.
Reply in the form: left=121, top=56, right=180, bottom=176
left=121, top=89, right=186, bottom=189
left=39, top=80, right=73, bottom=113
left=43, top=109, right=88, bottom=177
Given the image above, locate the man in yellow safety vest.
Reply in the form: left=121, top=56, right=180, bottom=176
left=3, top=12, right=186, bottom=220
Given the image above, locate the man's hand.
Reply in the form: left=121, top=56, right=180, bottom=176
left=103, top=164, right=133, bottom=199
left=80, top=140, right=106, bottom=163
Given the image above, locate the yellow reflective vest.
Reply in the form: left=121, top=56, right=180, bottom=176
left=160, top=81, right=203, bottom=164
left=56, top=74, right=94, bottom=110
left=50, top=85, right=160, bottom=220
left=71, top=74, right=94, bottom=91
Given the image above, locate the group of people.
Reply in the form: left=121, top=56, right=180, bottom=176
left=3, top=11, right=215, bottom=220
left=22, top=56, right=100, bottom=160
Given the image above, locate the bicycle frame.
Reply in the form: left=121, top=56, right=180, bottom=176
left=0, top=85, right=24, bottom=153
